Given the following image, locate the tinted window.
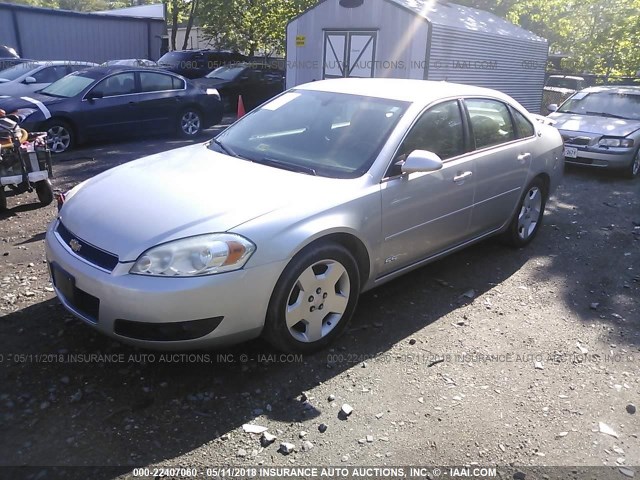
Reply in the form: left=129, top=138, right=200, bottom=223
left=466, top=99, right=515, bottom=149
left=140, top=72, right=175, bottom=92
left=512, top=108, right=535, bottom=138
left=92, top=73, right=136, bottom=97
left=172, top=76, right=185, bottom=89
left=32, top=66, right=68, bottom=83
left=397, top=100, right=465, bottom=162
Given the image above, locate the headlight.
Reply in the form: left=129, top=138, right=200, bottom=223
left=598, top=137, right=634, bottom=148
left=130, top=233, right=255, bottom=277
left=206, top=88, right=221, bottom=100
left=10, top=108, right=37, bottom=121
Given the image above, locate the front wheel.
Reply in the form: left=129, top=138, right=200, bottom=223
left=44, top=120, right=74, bottom=154
left=177, top=109, right=202, bottom=138
left=623, top=150, right=640, bottom=179
left=501, top=178, right=547, bottom=247
left=263, top=243, right=360, bottom=353
left=35, top=179, right=53, bottom=206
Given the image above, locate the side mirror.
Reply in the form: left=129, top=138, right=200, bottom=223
left=401, top=150, right=443, bottom=174
left=86, top=91, right=103, bottom=101
left=547, top=103, right=559, bottom=113
left=24, top=76, right=36, bottom=84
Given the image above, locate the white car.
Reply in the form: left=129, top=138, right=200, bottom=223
left=0, top=60, right=97, bottom=97
left=46, top=79, right=564, bottom=352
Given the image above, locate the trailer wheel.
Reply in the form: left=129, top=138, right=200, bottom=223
left=35, top=179, right=54, bottom=206
left=0, top=187, right=6, bottom=212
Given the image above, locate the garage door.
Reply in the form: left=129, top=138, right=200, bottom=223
left=323, top=31, right=377, bottom=79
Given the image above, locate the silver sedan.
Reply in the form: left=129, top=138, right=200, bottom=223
left=548, top=86, right=640, bottom=178
left=45, top=79, right=564, bottom=352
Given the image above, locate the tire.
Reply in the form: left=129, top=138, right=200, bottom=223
left=263, top=243, right=361, bottom=353
left=177, top=108, right=203, bottom=138
left=0, top=187, right=6, bottom=212
left=44, top=119, right=74, bottom=154
left=623, top=149, right=640, bottom=179
left=501, top=178, right=548, bottom=248
left=35, top=179, right=53, bottom=206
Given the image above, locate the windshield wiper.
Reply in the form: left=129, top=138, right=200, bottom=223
left=586, top=111, right=628, bottom=119
left=212, top=138, right=241, bottom=158
left=255, top=157, right=317, bottom=176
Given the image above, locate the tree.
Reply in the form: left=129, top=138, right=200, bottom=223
left=199, top=0, right=315, bottom=57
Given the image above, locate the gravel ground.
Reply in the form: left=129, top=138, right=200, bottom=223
left=0, top=126, right=638, bottom=480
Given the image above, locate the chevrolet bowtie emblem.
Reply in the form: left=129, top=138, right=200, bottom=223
left=69, top=239, right=82, bottom=253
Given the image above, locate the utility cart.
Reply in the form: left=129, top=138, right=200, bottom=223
left=0, top=114, right=53, bottom=212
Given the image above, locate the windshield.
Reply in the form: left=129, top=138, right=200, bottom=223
left=0, top=63, right=36, bottom=81
left=157, top=51, right=189, bottom=66
left=40, top=73, right=95, bottom=98
left=206, top=65, right=245, bottom=80
left=558, top=91, right=640, bottom=120
left=546, top=77, right=581, bottom=89
left=212, top=90, right=409, bottom=179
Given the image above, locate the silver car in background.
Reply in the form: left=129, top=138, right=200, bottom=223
left=0, top=60, right=97, bottom=97
left=45, top=79, right=564, bottom=353
left=548, top=86, right=640, bottom=178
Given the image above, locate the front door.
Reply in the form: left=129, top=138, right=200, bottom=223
left=323, top=31, right=377, bottom=80
left=380, top=100, right=475, bottom=276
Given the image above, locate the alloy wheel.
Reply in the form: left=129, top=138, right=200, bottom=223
left=181, top=111, right=201, bottom=136
left=47, top=125, right=71, bottom=153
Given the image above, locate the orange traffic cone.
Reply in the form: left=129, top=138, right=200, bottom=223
left=237, top=95, right=246, bottom=119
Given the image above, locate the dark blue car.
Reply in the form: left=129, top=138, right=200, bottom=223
left=0, top=65, right=224, bottom=153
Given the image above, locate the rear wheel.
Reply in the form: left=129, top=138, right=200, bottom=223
left=177, top=109, right=202, bottom=138
left=44, top=120, right=74, bottom=154
left=623, top=149, right=640, bottom=179
left=35, top=179, right=53, bottom=206
left=501, top=178, right=547, bottom=247
left=263, top=243, right=360, bottom=353
left=0, top=187, right=6, bottom=212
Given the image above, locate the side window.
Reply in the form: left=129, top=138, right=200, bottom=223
left=140, top=72, right=175, bottom=92
left=466, top=98, right=515, bottom=149
left=511, top=108, right=535, bottom=139
left=395, top=100, right=466, bottom=165
left=32, top=66, right=68, bottom=83
left=172, top=76, right=185, bottom=89
left=91, top=73, right=136, bottom=97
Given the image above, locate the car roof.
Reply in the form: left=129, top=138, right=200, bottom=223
left=296, top=78, right=518, bottom=105
left=581, top=85, right=640, bottom=95
left=77, top=65, right=181, bottom=76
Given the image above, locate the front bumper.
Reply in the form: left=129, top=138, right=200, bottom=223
left=45, top=221, right=286, bottom=350
left=559, top=134, right=636, bottom=169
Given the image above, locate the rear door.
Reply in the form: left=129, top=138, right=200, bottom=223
left=464, top=98, right=534, bottom=236
left=379, top=99, right=475, bottom=276
left=137, top=71, right=186, bottom=133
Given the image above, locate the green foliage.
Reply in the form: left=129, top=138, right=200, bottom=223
left=457, top=0, right=640, bottom=76
left=199, top=0, right=315, bottom=56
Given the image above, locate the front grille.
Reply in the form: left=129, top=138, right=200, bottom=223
left=562, top=135, right=592, bottom=146
left=56, top=222, right=119, bottom=272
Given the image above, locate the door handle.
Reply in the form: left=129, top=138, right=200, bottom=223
left=517, top=153, right=532, bottom=162
left=453, top=171, right=473, bottom=183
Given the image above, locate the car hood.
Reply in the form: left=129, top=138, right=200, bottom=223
left=549, top=112, right=640, bottom=137
left=193, top=78, right=232, bottom=89
left=60, top=143, right=353, bottom=262
left=0, top=92, right=64, bottom=112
